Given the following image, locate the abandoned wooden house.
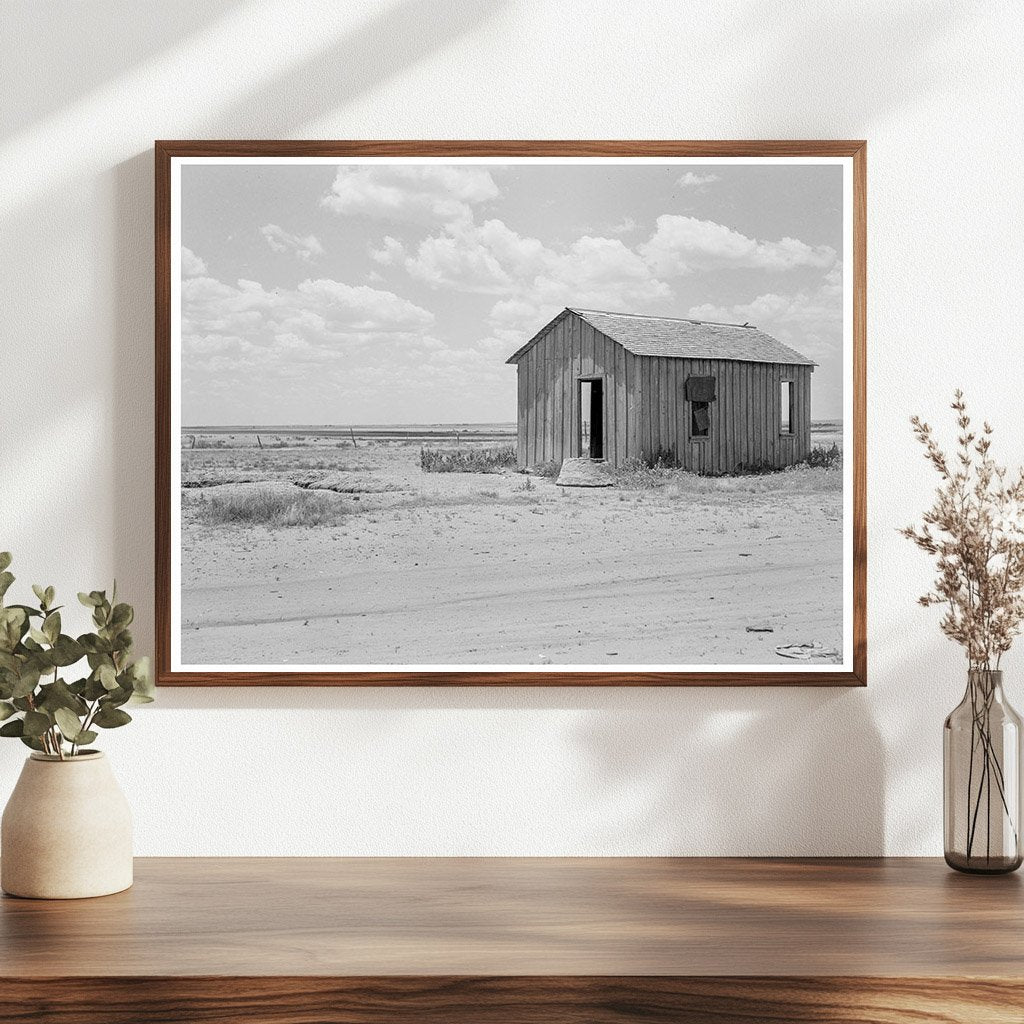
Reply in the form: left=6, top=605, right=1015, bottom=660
left=506, top=307, right=815, bottom=474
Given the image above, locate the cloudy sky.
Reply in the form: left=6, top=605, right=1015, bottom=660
left=180, top=160, right=844, bottom=425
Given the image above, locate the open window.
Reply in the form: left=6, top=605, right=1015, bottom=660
left=780, top=379, right=794, bottom=435
left=690, top=401, right=710, bottom=438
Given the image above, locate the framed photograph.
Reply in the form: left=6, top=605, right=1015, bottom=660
left=156, top=141, right=865, bottom=686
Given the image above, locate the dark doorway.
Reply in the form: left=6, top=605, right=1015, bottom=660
left=579, top=379, right=604, bottom=460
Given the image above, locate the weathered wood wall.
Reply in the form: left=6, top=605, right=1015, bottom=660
left=633, top=356, right=813, bottom=473
left=516, top=313, right=629, bottom=468
left=514, top=316, right=812, bottom=473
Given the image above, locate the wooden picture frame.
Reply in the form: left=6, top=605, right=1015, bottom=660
left=156, top=140, right=866, bottom=686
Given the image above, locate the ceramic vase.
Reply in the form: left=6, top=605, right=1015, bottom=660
left=1, top=751, right=133, bottom=898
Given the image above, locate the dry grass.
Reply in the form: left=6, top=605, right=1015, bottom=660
left=806, top=442, right=843, bottom=469
left=199, top=486, right=349, bottom=527
left=420, top=445, right=516, bottom=473
left=292, top=472, right=401, bottom=494
left=616, top=461, right=842, bottom=499
left=529, top=460, right=562, bottom=479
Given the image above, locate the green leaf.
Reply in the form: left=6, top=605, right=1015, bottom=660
left=28, top=627, right=49, bottom=646
left=127, top=656, right=155, bottom=703
left=0, top=701, right=16, bottom=721
left=74, top=730, right=97, bottom=747
left=98, top=663, right=118, bottom=690
left=19, top=734, right=45, bottom=752
left=93, top=705, right=131, bottom=729
left=31, top=584, right=47, bottom=608
left=36, top=678, right=88, bottom=716
left=81, top=636, right=113, bottom=656
left=22, top=711, right=51, bottom=738
left=104, top=684, right=132, bottom=708
left=49, top=635, right=85, bottom=667
left=0, top=572, right=14, bottom=601
left=44, top=586, right=55, bottom=609
left=110, top=603, right=134, bottom=630
left=77, top=634, right=99, bottom=653
left=83, top=675, right=108, bottom=701
left=53, top=707, right=85, bottom=742
left=7, top=604, right=41, bottom=619
left=42, top=611, right=60, bottom=644
left=11, top=666, right=41, bottom=699
left=78, top=592, right=100, bottom=608
left=0, top=607, right=26, bottom=651
left=0, top=719, right=24, bottom=738
left=0, top=553, right=11, bottom=573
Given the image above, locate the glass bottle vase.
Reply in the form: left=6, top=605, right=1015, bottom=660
left=944, top=669, right=1023, bottom=873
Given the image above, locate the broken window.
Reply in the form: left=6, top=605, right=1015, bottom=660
left=780, top=380, right=793, bottom=434
left=691, top=401, right=710, bottom=438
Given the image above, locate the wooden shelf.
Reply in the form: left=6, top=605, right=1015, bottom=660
left=2, top=857, right=1021, bottom=1022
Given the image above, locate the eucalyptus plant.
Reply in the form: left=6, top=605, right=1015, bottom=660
left=0, top=552, right=153, bottom=759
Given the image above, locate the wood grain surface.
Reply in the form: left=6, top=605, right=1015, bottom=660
left=0, top=976, right=1022, bottom=1024
left=2, top=857, right=1020, bottom=1023
left=155, top=139, right=867, bottom=688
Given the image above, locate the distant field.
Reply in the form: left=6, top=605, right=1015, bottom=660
left=181, top=423, right=517, bottom=447
left=811, top=420, right=843, bottom=450
left=177, top=422, right=844, bottom=669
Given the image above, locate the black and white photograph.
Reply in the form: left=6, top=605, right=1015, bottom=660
left=166, top=150, right=857, bottom=678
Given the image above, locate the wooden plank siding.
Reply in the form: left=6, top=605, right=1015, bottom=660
left=512, top=319, right=812, bottom=473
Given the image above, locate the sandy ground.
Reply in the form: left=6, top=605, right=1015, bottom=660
left=179, top=438, right=843, bottom=667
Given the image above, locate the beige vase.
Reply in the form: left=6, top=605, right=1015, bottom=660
left=1, top=751, right=133, bottom=899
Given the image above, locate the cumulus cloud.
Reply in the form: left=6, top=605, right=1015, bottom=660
left=403, top=216, right=669, bottom=318
left=180, top=269, right=448, bottom=423
left=687, top=266, right=843, bottom=361
left=181, top=272, right=435, bottom=375
left=608, top=216, right=638, bottom=235
left=639, top=215, right=837, bottom=275
left=370, top=236, right=406, bottom=266
left=322, top=165, right=500, bottom=224
left=394, top=215, right=673, bottom=356
left=404, top=223, right=514, bottom=293
left=676, top=171, right=720, bottom=188
left=181, top=246, right=207, bottom=277
left=260, top=224, right=324, bottom=261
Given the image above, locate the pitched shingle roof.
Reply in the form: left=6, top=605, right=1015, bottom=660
left=506, top=308, right=815, bottom=366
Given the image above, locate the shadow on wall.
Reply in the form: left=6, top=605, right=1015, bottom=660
left=203, top=0, right=508, bottom=137
left=572, top=687, right=885, bottom=855
left=146, top=680, right=886, bottom=856
left=0, top=1, right=242, bottom=139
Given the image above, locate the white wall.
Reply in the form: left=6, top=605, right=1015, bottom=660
left=1, top=0, right=1022, bottom=855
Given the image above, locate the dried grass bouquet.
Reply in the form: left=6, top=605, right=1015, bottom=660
left=902, top=391, right=1024, bottom=671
